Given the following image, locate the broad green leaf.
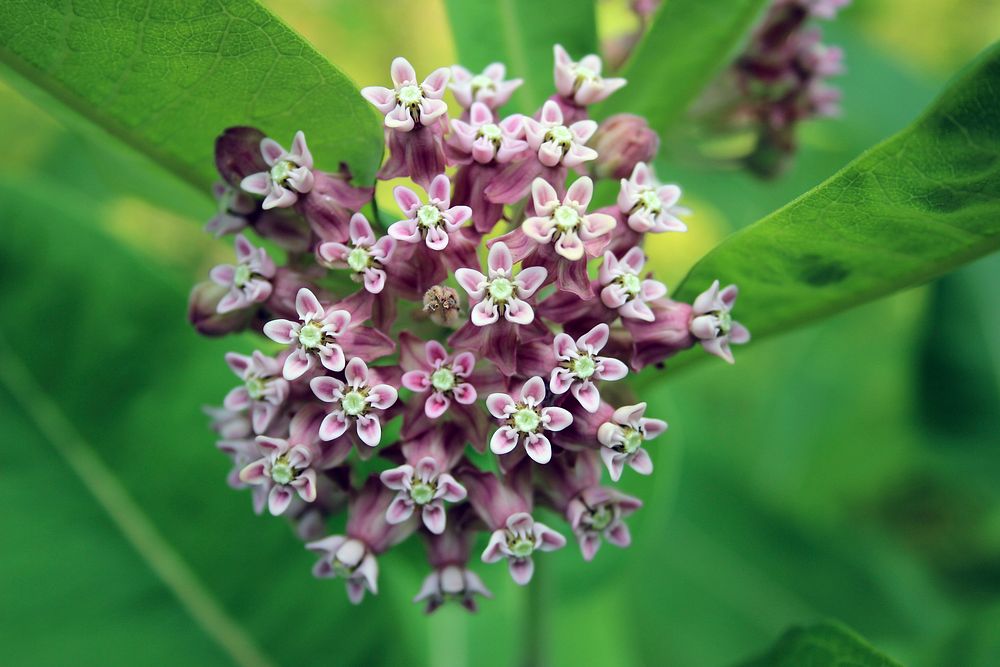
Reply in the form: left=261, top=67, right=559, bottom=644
left=592, top=0, right=769, bottom=131
left=0, top=0, right=384, bottom=190
left=443, top=0, right=598, bottom=113
left=675, top=41, right=1000, bottom=338
left=736, top=622, right=902, bottom=667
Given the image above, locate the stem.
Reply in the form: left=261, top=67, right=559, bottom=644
left=520, top=559, right=545, bottom=667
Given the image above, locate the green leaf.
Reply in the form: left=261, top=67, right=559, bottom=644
left=592, top=0, right=769, bottom=131
left=736, top=622, right=903, bottom=667
left=0, top=0, right=384, bottom=190
left=675, top=41, right=1000, bottom=339
left=443, top=0, right=598, bottom=114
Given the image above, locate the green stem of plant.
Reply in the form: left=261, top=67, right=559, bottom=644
left=520, top=559, right=544, bottom=667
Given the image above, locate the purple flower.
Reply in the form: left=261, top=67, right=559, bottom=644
left=553, top=44, right=627, bottom=106
left=482, top=512, right=566, bottom=585
left=311, top=357, right=398, bottom=447
left=549, top=323, right=628, bottom=412
left=689, top=280, right=751, bottom=363
left=223, top=351, right=289, bottom=433
left=617, top=162, right=689, bottom=234
left=361, top=57, right=450, bottom=132
left=523, top=100, right=599, bottom=168
left=263, top=288, right=352, bottom=380
left=205, top=181, right=254, bottom=237
left=449, top=63, right=523, bottom=109
left=381, top=458, right=467, bottom=534
left=414, top=564, right=492, bottom=613
left=597, top=402, right=667, bottom=481
left=448, top=103, right=527, bottom=164
left=567, top=486, right=642, bottom=561
left=240, top=131, right=314, bottom=209
left=389, top=174, right=472, bottom=250
left=401, top=340, right=477, bottom=418
left=238, top=407, right=322, bottom=516
left=486, top=376, right=573, bottom=464
left=307, top=536, right=379, bottom=604
left=455, top=241, right=547, bottom=326
left=317, top=213, right=396, bottom=294
left=599, top=247, right=668, bottom=321
left=208, top=233, right=276, bottom=313
left=522, top=176, right=616, bottom=261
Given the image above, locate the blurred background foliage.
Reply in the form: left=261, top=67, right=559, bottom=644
left=1, top=1, right=999, bottom=666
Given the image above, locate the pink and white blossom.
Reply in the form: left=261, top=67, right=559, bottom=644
left=599, top=247, right=668, bottom=321
left=263, top=288, right=352, bottom=380
left=597, top=402, right=668, bottom=481
left=361, top=57, right=450, bottom=132
left=209, top=234, right=276, bottom=313
left=317, top=213, right=396, bottom=294
left=448, top=103, right=527, bottom=164
left=239, top=406, right=322, bottom=517
left=307, top=536, right=380, bottom=604
left=523, top=100, right=599, bottom=168
left=455, top=241, right=547, bottom=327
left=486, top=376, right=573, bottom=464
left=389, top=174, right=472, bottom=251
left=482, top=512, right=566, bottom=585
left=522, top=176, right=616, bottom=261
left=240, top=131, right=314, bottom=209
left=311, top=358, right=398, bottom=447
left=414, top=565, right=492, bottom=613
left=450, top=63, right=522, bottom=109
left=617, top=162, right=689, bottom=234
left=553, top=44, right=627, bottom=106
left=549, top=323, right=628, bottom=412
left=689, top=280, right=751, bottom=364
left=381, top=458, right=467, bottom=534
left=567, top=486, right=642, bottom=561
left=401, top=340, right=477, bottom=418
left=223, top=351, right=289, bottom=433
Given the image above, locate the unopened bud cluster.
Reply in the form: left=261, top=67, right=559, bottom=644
left=192, top=45, right=748, bottom=611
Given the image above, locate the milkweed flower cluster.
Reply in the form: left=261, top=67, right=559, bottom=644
left=191, top=45, right=748, bottom=611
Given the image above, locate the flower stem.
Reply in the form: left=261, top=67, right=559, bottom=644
left=520, top=559, right=545, bottom=667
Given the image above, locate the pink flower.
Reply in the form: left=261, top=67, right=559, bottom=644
left=567, top=486, right=642, bottom=561
left=240, top=131, right=314, bottom=209
left=317, top=213, right=396, bottom=294
left=599, top=247, right=668, bottom=321
left=263, top=288, right=352, bottom=380
left=307, top=536, right=379, bottom=604
left=401, top=340, right=477, bottom=418
left=450, top=63, right=523, bottom=109
left=482, top=512, right=566, bottom=585
left=486, top=376, right=573, bottom=464
left=522, top=176, right=616, bottom=261
left=205, top=181, right=254, bottom=237
left=597, top=402, right=667, bottom=481
left=553, top=44, right=627, bottom=106
left=689, top=280, right=751, bottom=363
left=381, top=458, right=467, bottom=534
left=523, top=100, right=599, bottom=168
left=361, top=57, right=450, bottom=132
left=388, top=174, right=472, bottom=250
left=209, top=234, right=276, bottom=313
left=238, top=407, right=322, bottom=516
left=223, top=350, right=289, bottom=433
left=414, top=564, right=492, bottom=613
left=448, top=103, right=527, bottom=164
left=310, top=357, right=398, bottom=447
left=549, top=324, right=628, bottom=412
left=617, top=162, right=688, bottom=234
left=455, top=241, right=547, bottom=326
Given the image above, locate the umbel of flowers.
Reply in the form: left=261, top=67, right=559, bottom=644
left=192, top=45, right=748, bottom=611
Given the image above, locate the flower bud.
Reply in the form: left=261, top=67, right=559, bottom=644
left=187, top=280, right=253, bottom=336
left=215, top=126, right=268, bottom=188
left=590, top=114, right=660, bottom=180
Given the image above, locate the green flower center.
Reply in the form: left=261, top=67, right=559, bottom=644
left=410, top=481, right=435, bottom=505
left=509, top=536, right=534, bottom=559
left=477, top=123, right=503, bottom=144
left=573, top=64, right=599, bottom=83
left=331, top=560, right=354, bottom=578
left=430, top=367, right=456, bottom=392
left=513, top=407, right=541, bottom=433
left=298, top=323, right=323, bottom=349
left=622, top=428, right=643, bottom=454
left=589, top=505, right=613, bottom=531
left=341, top=390, right=367, bottom=417
left=233, top=264, right=252, bottom=287
left=270, top=160, right=295, bottom=186
left=487, top=277, right=514, bottom=302
left=546, top=125, right=574, bottom=147
left=347, top=246, right=371, bottom=272
left=553, top=205, right=580, bottom=233
left=618, top=273, right=642, bottom=298
left=470, top=74, right=495, bottom=94
left=716, top=310, right=733, bottom=336
left=271, top=457, right=295, bottom=485
left=572, top=355, right=596, bottom=379
left=245, top=376, right=266, bottom=400
left=397, top=84, right=423, bottom=106
left=638, top=189, right=662, bottom=213
left=416, top=204, right=442, bottom=229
